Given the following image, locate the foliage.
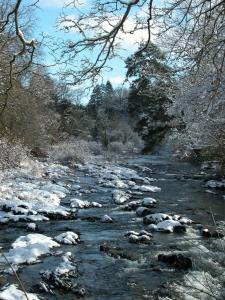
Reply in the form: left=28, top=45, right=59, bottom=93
left=0, top=67, right=60, bottom=148
left=47, top=0, right=225, bottom=84
left=0, top=138, right=28, bottom=169
left=126, top=43, right=174, bottom=151
left=86, top=81, right=143, bottom=152
left=49, top=139, right=92, bottom=164
left=168, top=62, right=225, bottom=163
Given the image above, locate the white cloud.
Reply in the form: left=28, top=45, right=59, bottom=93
left=109, top=76, right=125, bottom=85
left=94, top=15, right=157, bottom=48
left=38, top=0, right=86, bottom=8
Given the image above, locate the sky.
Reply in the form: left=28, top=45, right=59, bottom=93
left=24, top=0, right=150, bottom=101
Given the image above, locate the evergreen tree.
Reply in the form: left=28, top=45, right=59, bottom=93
left=88, top=81, right=116, bottom=117
left=105, top=81, right=114, bottom=99
left=88, top=84, right=105, bottom=115
left=126, top=42, right=174, bottom=152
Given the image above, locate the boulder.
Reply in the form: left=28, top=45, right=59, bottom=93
left=136, top=207, right=151, bottom=217
left=101, top=215, right=113, bottom=223
left=158, top=254, right=192, bottom=270
left=202, top=228, right=224, bottom=238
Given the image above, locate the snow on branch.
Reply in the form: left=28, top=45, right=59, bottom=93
left=0, top=0, right=36, bottom=116
left=55, top=0, right=225, bottom=85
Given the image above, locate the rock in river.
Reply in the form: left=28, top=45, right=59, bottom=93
left=158, top=253, right=192, bottom=270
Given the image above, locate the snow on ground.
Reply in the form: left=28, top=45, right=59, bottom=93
left=0, top=234, right=59, bottom=265
left=0, top=284, right=40, bottom=300
left=0, top=160, right=72, bottom=224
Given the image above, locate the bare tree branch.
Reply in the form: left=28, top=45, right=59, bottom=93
left=0, top=0, right=36, bottom=117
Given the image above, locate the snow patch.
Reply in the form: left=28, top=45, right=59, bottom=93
left=0, top=284, right=40, bottom=300
left=0, top=234, right=59, bottom=265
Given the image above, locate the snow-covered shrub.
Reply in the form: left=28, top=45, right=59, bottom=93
left=108, top=138, right=144, bottom=154
left=0, top=138, right=28, bottom=169
left=108, top=142, right=126, bottom=153
left=86, top=141, right=103, bottom=155
left=49, top=139, right=92, bottom=164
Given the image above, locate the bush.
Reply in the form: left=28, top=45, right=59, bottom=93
left=108, top=138, right=144, bottom=154
left=49, top=139, right=92, bottom=164
left=86, top=141, right=103, bottom=155
left=0, top=138, right=28, bottom=169
left=108, top=142, right=126, bottom=153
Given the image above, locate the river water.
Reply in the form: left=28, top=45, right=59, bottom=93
left=1, top=154, right=225, bottom=300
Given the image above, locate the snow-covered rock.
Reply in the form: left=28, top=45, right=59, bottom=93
left=54, top=252, right=77, bottom=276
left=0, top=234, right=59, bottom=265
left=101, top=214, right=113, bottom=223
left=132, top=185, right=161, bottom=192
left=148, top=224, right=157, bottom=231
left=143, top=213, right=171, bottom=224
left=178, top=217, right=192, bottom=225
left=206, top=180, right=225, bottom=189
left=112, top=190, right=130, bottom=204
left=70, top=199, right=89, bottom=208
left=0, top=284, right=40, bottom=300
left=124, top=200, right=142, bottom=210
left=125, top=230, right=152, bottom=244
left=136, top=206, right=151, bottom=217
left=39, top=252, right=79, bottom=293
left=70, top=198, right=102, bottom=209
left=112, top=179, right=128, bottom=189
left=142, top=197, right=157, bottom=207
left=54, top=232, right=80, bottom=245
left=26, top=223, right=37, bottom=231
left=156, top=220, right=182, bottom=233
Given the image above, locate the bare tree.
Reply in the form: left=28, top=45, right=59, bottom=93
left=1, top=0, right=224, bottom=85
left=0, top=0, right=36, bottom=115
left=54, top=0, right=225, bottom=84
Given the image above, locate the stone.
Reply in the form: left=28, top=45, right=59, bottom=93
left=202, top=228, right=224, bottom=238
left=136, top=207, right=151, bottom=217
left=100, top=244, right=136, bottom=261
left=101, top=215, right=113, bottom=223
left=158, top=254, right=192, bottom=270
left=173, top=225, right=186, bottom=233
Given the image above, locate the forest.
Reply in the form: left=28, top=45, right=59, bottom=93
left=0, top=0, right=225, bottom=299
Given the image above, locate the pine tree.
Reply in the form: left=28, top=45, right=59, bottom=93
left=88, top=84, right=105, bottom=115
left=126, top=42, right=174, bottom=151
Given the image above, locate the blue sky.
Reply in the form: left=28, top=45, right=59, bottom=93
left=31, top=0, right=132, bottom=85
left=23, top=0, right=150, bottom=102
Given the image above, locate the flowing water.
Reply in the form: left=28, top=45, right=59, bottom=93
left=1, top=154, right=225, bottom=299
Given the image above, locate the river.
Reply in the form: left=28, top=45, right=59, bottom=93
left=0, top=154, right=224, bottom=300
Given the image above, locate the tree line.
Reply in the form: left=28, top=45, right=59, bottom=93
left=0, top=0, right=224, bottom=167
